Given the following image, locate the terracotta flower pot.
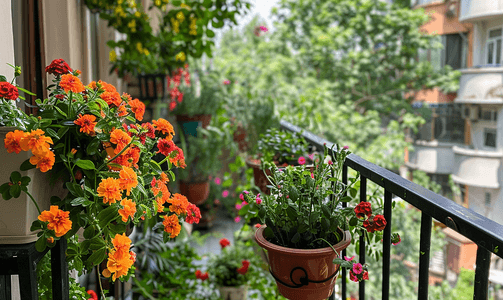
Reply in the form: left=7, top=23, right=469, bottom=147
left=245, top=157, right=271, bottom=195
left=179, top=181, right=210, bottom=205
left=218, top=285, right=248, bottom=300
left=255, top=226, right=351, bottom=300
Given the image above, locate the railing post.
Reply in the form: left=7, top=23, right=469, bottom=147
left=473, top=246, right=491, bottom=300
left=359, top=176, right=367, bottom=300
left=382, top=190, right=392, bottom=300
left=341, top=164, right=348, bottom=300
left=418, top=213, right=432, bottom=300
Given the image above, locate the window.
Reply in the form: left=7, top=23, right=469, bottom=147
left=486, top=28, right=502, bottom=65
left=417, top=34, right=466, bottom=70
left=481, top=109, right=498, bottom=121
left=484, top=128, right=497, bottom=148
left=485, top=192, right=491, bottom=207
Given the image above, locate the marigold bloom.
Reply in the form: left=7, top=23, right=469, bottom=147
left=29, top=151, right=55, bottom=172
left=97, top=177, right=122, bottom=204
left=167, top=193, right=189, bottom=215
left=169, top=147, right=186, bottom=168
left=118, top=198, right=136, bottom=222
left=74, top=114, right=97, bottom=135
left=101, top=91, right=122, bottom=107
left=128, top=99, right=145, bottom=121
left=159, top=172, right=169, bottom=184
left=101, top=81, right=117, bottom=93
left=4, top=130, right=27, bottom=153
left=38, top=205, right=72, bottom=237
left=20, top=129, right=53, bottom=155
left=156, top=195, right=166, bottom=213
left=185, top=203, right=201, bottom=224
left=157, top=138, right=176, bottom=156
left=60, top=74, right=85, bottom=93
left=105, top=249, right=133, bottom=281
left=162, top=214, right=181, bottom=238
left=152, top=118, right=175, bottom=140
left=117, top=104, right=128, bottom=117
left=112, top=233, right=132, bottom=255
left=119, top=167, right=138, bottom=196
left=110, top=129, right=132, bottom=154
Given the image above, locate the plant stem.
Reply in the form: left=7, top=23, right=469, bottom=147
left=97, top=137, right=137, bottom=171
left=97, top=265, right=107, bottom=299
left=25, top=190, right=41, bottom=215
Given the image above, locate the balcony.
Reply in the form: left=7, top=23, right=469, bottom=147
left=406, top=140, right=457, bottom=174
left=451, top=146, right=503, bottom=188
left=281, top=120, right=503, bottom=300
left=459, top=0, right=503, bottom=22
left=455, top=67, right=503, bottom=104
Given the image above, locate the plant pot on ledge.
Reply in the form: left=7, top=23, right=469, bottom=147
left=218, top=285, right=248, bottom=300
left=179, top=180, right=210, bottom=205
left=175, top=114, right=212, bottom=137
left=255, top=226, right=351, bottom=300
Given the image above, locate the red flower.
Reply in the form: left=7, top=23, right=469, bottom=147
left=362, top=271, right=369, bottom=280
left=86, top=290, right=98, bottom=300
left=373, top=214, right=386, bottom=231
left=0, top=82, right=19, bottom=100
left=185, top=203, right=201, bottom=224
left=157, top=139, right=177, bottom=156
left=219, top=238, right=230, bottom=249
left=363, top=219, right=375, bottom=233
left=354, top=202, right=372, bottom=219
left=236, top=260, right=250, bottom=275
left=195, top=270, right=209, bottom=281
left=46, top=58, right=72, bottom=75
left=349, top=270, right=358, bottom=282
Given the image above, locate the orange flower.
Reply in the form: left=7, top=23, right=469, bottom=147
left=162, top=214, right=181, bottom=238
left=60, top=74, right=85, bottom=93
left=20, top=129, right=53, bottom=155
left=38, top=205, right=72, bottom=237
left=118, top=198, right=136, bottom=222
left=156, top=196, right=165, bottom=213
left=167, top=193, right=189, bottom=215
left=119, top=167, right=138, bottom=196
left=159, top=172, right=169, bottom=184
left=117, top=103, right=128, bottom=117
left=97, top=177, right=122, bottom=204
left=112, top=233, right=132, bottom=255
left=74, top=114, right=97, bottom=135
left=110, top=129, right=132, bottom=154
left=105, top=250, right=133, bottom=281
left=169, top=147, right=186, bottom=169
left=30, top=151, right=55, bottom=172
left=100, top=91, right=122, bottom=107
left=128, top=99, right=145, bottom=121
left=101, top=81, right=117, bottom=93
left=113, top=146, right=140, bottom=168
left=152, top=118, right=175, bottom=140
left=4, top=130, right=27, bottom=154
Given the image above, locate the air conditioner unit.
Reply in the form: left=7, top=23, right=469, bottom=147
left=461, top=105, right=479, bottom=120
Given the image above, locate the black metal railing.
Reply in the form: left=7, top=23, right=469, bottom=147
left=280, top=120, right=503, bottom=300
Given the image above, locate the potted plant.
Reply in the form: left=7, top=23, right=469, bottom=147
left=239, top=145, right=390, bottom=300
left=0, top=59, right=201, bottom=295
left=247, top=128, right=315, bottom=194
left=171, top=69, right=223, bottom=136
left=197, top=238, right=254, bottom=300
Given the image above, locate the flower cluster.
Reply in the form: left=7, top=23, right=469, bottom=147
left=167, top=65, right=191, bottom=111
left=345, top=256, right=369, bottom=282
left=354, top=202, right=387, bottom=233
left=0, top=82, right=19, bottom=100
left=2, top=59, right=196, bottom=282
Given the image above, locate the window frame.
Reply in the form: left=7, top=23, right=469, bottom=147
left=486, top=26, right=503, bottom=65
left=483, top=128, right=497, bottom=148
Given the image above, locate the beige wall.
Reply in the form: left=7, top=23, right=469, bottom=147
left=0, top=0, right=15, bottom=80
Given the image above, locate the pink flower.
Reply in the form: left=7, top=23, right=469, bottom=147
left=244, top=190, right=249, bottom=194
left=223, top=80, right=231, bottom=85
left=254, top=223, right=262, bottom=228
left=308, top=153, right=315, bottom=160
left=214, top=177, right=221, bottom=185
left=222, top=190, right=229, bottom=198
left=235, top=203, right=242, bottom=210
left=242, top=201, right=248, bottom=206
left=234, top=216, right=241, bottom=223
left=256, top=194, right=262, bottom=204
left=352, top=263, right=363, bottom=275
left=343, top=145, right=349, bottom=150
left=344, top=255, right=355, bottom=261
left=214, top=199, right=221, bottom=205
left=298, top=156, right=306, bottom=165
left=239, top=193, right=244, bottom=201
left=310, top=173, right=314, bottom=179
left=259, top=25, right=268, bottom=32
left=349, top=271, right=358, bottom=282
left=327, top=160, right=333, bottom=165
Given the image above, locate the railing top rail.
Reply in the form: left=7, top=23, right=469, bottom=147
left=280, top=120, right=503, bottom=258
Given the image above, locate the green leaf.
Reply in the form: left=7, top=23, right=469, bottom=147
left=66, top=182, right=84, bottom=197
left=86, top=138, right=100, bottom=156
left=70, top=197, right=93, bottom=207
left=149, top=160, right=162, bottom=174
left=206, top=29, right=215, bottom=38
left=10, top=171, right=22, bottom=183
left=54, top=106, right=68, bottom=118
left=9, top=184, right=21, bottom=198
left=0, top=183, right=10, bottom=194
left=0, top=75, right=6, bottom=82
left=286, top=206, right=298, bottom=219
left=263, top=226, right=274, bottom=238
left=57, top=127, right=69, bottom=139
left=98, top=205, right=119, bottom=229
left=349, top=217, right=358, bottom=227
left=45, top=128, right=59, bottom=139
left=291, top=232, right=301, bottom=243
left=88, top=247, right=107, bottom=266
left=340, top=196, right=352, bottom=202
left=17, top=87, right=36, bottom=95
left=35, top=236, right=47, bottom=252
left=75, top=159, right=96, bottom=170
left=83, top=226, right=97, bottom=239
left=20, top=159, right=35, bottom=171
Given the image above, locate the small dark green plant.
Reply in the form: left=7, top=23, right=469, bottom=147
left=257, top=128, right=311, bottom=165
left=206, top=239, right=254, bottom=287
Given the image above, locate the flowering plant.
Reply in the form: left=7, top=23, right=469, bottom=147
left=0, top=59, right=200, bottom=283
left=257, top=128, right=313, bottom=166
left=197, top=238, right=254, bottom=287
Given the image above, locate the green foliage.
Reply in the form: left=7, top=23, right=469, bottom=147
left=206, top=240, right=254, bottom=287
left=411, top=170, right=442, bottom=194
left=257, top=128, right=311, bottom=165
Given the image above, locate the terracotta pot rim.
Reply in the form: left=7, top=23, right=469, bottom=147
left=180, top=180, right=210, bottom=185
left=255, top=225, right=351, bottom=256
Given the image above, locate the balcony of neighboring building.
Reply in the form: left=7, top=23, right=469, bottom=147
left=456, top=66, right=503, bottom=104
left=451, top=145, right=503, bottom=189
left=459, top=0, right=503, bottom=23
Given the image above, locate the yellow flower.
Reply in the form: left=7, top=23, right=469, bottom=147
left=176, top=11, right=185, bottom=22
left=180, top=3, right=190, bottom=9
left=155, top=0, right=161, bottom=6
left=134, top=11, right=141, bottom=18
left=128, top=19, right=136, bottom=32
left=175, top=52, right=186, bottom=62
left=136, top=42, right=143, bottom=53
left=144, top=49, right=150, bottom=56
left=171, top=18, right=180, bottom=34
left=128, top=0, right=136, bottom=7
left=109, top=50, right=117, bottom=62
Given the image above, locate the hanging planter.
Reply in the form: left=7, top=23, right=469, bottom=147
left=218, top=285, right=248, bottom=300
left=255, top=226, right=351, bottom=300
left=179, top=180, right=210, bottom=205
left=137, top=73, right=169, bottom=102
